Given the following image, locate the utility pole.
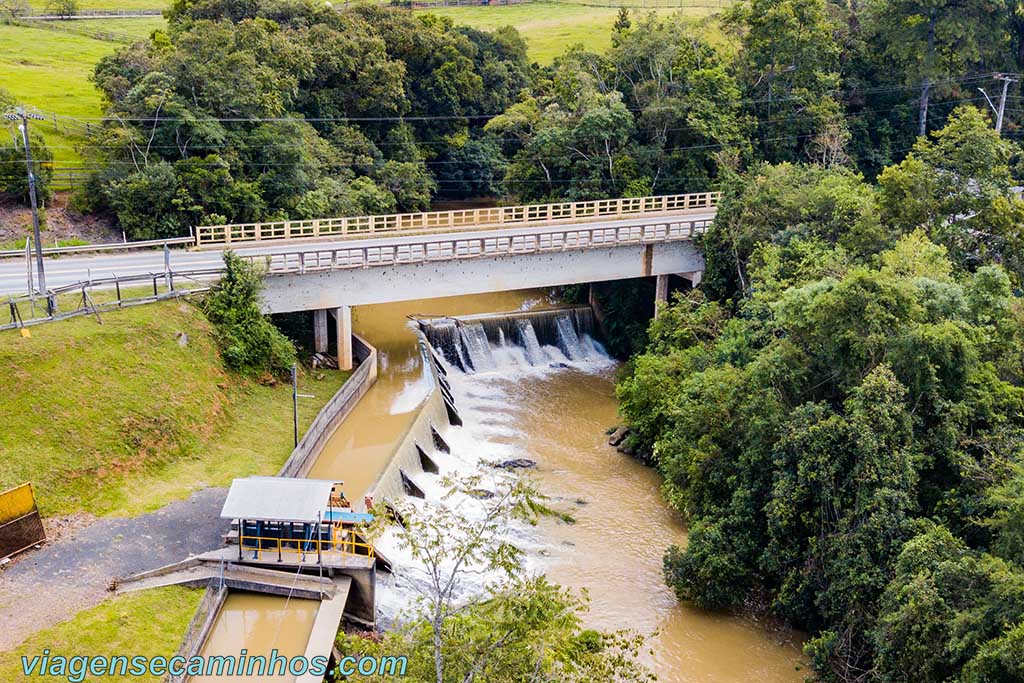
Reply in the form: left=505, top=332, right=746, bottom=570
left=290, top=363, right=314, bottom=448
left=4, top=108, right=48, bottom=309
left=978, top=74, right=1019, bottom=135
left=995, top=74, right=1017, bottom=134
left=292, top=363, right=299, bottom=447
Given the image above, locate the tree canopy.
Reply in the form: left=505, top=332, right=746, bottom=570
left=619, top=107, right=1024, bottom=683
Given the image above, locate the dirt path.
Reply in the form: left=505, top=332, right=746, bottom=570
left=0, top=488, right=229, bottom=651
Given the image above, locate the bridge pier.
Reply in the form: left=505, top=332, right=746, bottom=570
left=314, top=309, right=329, bottom=353
left=654, top=271, right=703, bottom=319
left=329, top=306, right=353, bottom=371
left=654, top=275, right=670, bottom=318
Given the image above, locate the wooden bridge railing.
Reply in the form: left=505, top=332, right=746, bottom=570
left=196, top=192, right=721, bottom=247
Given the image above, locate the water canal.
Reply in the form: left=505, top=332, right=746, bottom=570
left=194, top=593, right=319, bottom=682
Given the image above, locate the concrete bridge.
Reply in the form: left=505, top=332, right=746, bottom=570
left=1, top=193, right=718, bottom=364
left=253, top=212, right=711, bottom=368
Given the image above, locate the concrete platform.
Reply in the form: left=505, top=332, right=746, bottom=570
left=118, top=561, right=335, bottom=601
left=197, top=545, right=375, bottom=571
left=296, top=576, right=352, bottom=683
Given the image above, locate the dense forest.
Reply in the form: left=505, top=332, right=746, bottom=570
left=5, top=0, right=1024, bottom=239
left=619, top=109, right=1024, bottom=681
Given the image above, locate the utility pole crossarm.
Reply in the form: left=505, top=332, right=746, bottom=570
left=994, top=74, right=1019, bottom=135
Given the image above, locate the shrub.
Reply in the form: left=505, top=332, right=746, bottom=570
left=202, top=251, right=296, bottom=377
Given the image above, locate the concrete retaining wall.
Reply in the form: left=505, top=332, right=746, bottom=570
left=278, top=335, right=378, bottom=478
left=169, top=583, right=227, bottom=683
left=369, top=338, right=451, bottom=505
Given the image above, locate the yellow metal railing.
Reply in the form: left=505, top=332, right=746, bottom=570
left=238, top=529, right=375, bottom=563
left=195, top=192, right=722, bottom=246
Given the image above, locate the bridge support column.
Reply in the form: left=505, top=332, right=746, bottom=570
left=683, top=270, right=703, bottom=287
left=313, top=309, right=328, bottom=353
left=654, top=274, right=670, bottom=319
left=331, top=305, right=353, bottom=371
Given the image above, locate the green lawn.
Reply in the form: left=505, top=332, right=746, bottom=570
left=0, top=587, right=201, bottom=683
left=73, top=16, right=167, bottom=39
left=426, top=2, right=717, bottom=63
left=28, top=0, right=165, bottom=9
left=0, top=299, right=350, bottom=517
left=0, top=23, right=117, bottom=166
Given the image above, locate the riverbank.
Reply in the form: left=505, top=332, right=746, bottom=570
left=442, top=358, right=807, bottom=681
left=0, top=300, right=348, bottom=518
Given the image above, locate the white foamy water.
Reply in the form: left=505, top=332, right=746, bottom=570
left=374, top=331, right=614, bottom=626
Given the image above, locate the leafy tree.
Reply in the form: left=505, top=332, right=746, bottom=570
left=723, top=0, right=843, bottom=162
left=45, top=0, right=78, bottom=18
left=354, top=475, right=654, bottom=683
left=620, top=227, right=1024, bottom=681
left=877, top=105, right=1024, bottom=276
left=603, top=13, right=751, bottom=191
left=0, top=114, right=54, bottom=206
left=102, top=155, right=264, bottom=239
left=862, top=0, right=1009, bottom=136
left=701, top=162, right=881, bottom=300
left=202, top=251, right=296, bottom=377
left=489, top=88, right=638, bottom=201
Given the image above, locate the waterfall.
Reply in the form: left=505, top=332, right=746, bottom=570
left=516, top=319, right=543, bottom=366
left=424, top=320, right=471, bottom=371
left=554, top=314, right=583, bottom=361
left=459, top=323, right=495, bottom=372
left=418, top=307, right=607, bottom=373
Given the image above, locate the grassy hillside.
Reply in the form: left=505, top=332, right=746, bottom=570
left=0, top=23, right=117, bottom=166
left=427, top=2, right=718, bottom=63
left=74, top=17, right=166, bottom=39
left=0, top=299, right=348, bottom=517
left=0, top=587, right=200, bottom=683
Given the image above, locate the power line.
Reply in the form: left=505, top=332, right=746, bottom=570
left=53, top=73, right=1012, bottom=125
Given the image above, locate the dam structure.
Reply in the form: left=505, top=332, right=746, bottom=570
left=418, top=307, right=603, bottom=373
left=79, top=196, right=712, bottom=681
left=111, top=289, right=806, bottom=683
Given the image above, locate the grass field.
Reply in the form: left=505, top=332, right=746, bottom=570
left=1, top=1, right=725, bottom=169
left=27, top=0, right=165, bottom=9
left=427, top=2, right=717, bottom=63
left=0, top=23, right=118, bottom=166
left=0, top=299, right=349, bottom=517
left=0, top=587, right=201, bottom=683
left=70, top=16, right=166, bottom=39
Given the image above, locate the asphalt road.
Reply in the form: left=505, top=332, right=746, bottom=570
left=0, top=210, right=716, bottom=295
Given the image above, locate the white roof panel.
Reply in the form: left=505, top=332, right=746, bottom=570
left=220, top=477, right=337, bottom=524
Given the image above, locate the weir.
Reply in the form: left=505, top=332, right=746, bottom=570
left=417, top=306, right=601, bottom=372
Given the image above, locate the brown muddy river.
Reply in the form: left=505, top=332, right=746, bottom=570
left=200, top=289, right=804, bottom=682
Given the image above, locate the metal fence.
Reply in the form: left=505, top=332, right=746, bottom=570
left=9, top=17, right=138, bottom=43
left=197, top=192, right=721, bottom=246
left=2, top=268, right=218, bottom=332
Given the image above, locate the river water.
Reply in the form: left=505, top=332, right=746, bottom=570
left=194, top=593, right=319, bottom=682
left=324, top=289, right=806, bottom=682
left=197, top=289, right=804, bottom=682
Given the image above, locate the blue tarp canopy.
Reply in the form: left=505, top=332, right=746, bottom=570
left=322, top=510, right=374, bottom=524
